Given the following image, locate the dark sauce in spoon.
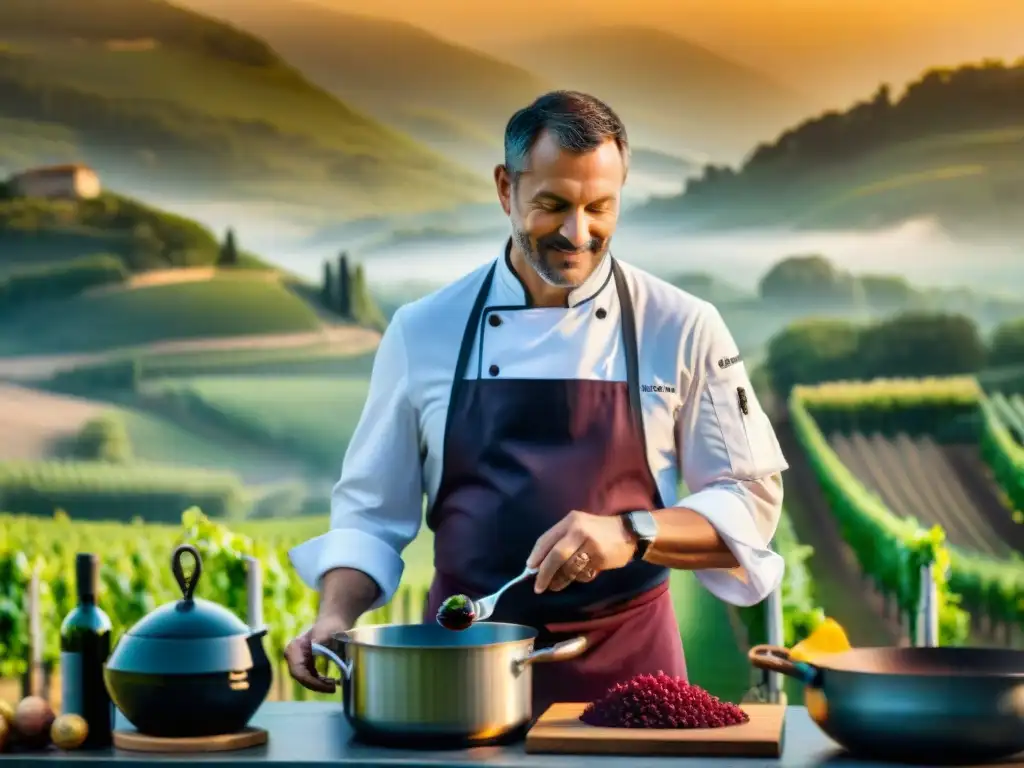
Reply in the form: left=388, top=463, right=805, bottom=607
left=436, top=594, right=476, bottom=631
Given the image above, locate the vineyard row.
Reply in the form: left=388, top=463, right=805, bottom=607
left=791, top=376, right=1024, bottom=645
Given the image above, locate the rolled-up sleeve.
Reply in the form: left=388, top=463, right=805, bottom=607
left=675, top=304, right=789, bottom=607
left=288, top=312, right=423, bottom=610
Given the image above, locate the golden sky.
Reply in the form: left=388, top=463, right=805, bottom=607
left=307, top=0, right=1024, bottom=101
left=307, top=0, right=1024, bottom=47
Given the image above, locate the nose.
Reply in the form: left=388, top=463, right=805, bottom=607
left=559, top=209, right=590, bottom=249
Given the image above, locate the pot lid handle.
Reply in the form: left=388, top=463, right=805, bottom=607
left=172, top=544, right=202, bottom=603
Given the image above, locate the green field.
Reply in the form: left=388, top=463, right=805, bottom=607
left=142, top=375, right=370, bottom=473
left=0, top=0, right=489, bottom=216
left=113, top=406, right=300, bottom=480
left=57, top=347, right=379, bottom=384
left=0, top=277, right=323, bottom=355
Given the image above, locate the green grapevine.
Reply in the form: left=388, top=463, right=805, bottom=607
left=791, top=376, right=1024, bottom=644
left=0, top=509, right=425, bottom=681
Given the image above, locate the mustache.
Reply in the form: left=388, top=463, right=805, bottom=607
left=539, top=235, right=603, bottom=254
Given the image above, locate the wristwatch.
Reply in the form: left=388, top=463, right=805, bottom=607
left=622, top=510, right=658, bottom=561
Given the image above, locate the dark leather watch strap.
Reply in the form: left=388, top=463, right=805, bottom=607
left=623, top=512, right=652, bottom=562
left=633, top=536, right=651, bottom=561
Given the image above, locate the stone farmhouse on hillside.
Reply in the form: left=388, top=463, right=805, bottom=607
left=6, top=163, right=102, bottom=200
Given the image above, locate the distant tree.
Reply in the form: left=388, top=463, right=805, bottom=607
left=854, top=312, right=987, bottom=379
left=765, top=319, right=862, bottom=395
left=765, top=311, right=987, bottom=395
left=758, top=254, right=858, bottom=304
left=872, top=84, right=892, bottom=109
left=670, top=272, right=718, bottom=300
left=669, top=272, right=749, bottom=302
left=989, top=318, right=1024, bottom=367
left=219, top=227, right=239, bottom=266
left=337, top=252, right=350, bottom=316
left=73, top=415, right=133, bottom=463
left=322, top=260, right=334, bottom=306
left=858, top=274, right=917, bottom=310
left=349, top=262, right=387, bottom=331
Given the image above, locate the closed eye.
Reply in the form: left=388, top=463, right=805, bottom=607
left=537, top=201, right=567, bottom=213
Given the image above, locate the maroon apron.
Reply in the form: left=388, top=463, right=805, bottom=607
left=424, top=256, right=687, bottom=715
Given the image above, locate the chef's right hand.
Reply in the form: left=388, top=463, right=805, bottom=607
left=285, top=613, right=352, bottom=693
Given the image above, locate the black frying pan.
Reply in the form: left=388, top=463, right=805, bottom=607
left=750, top=644, right=1024, bottom=765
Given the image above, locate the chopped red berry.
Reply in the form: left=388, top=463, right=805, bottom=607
left=580, top=672, right=750, bottom=729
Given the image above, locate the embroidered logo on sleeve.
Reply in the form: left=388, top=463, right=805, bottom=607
left=718, top=354, right=742, bottom=370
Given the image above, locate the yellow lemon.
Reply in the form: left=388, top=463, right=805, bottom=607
left=789, top=618, right=851, bottom=663
left=804, top=687, right=829, bottom=725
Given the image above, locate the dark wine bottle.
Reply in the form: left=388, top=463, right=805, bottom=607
left=60, top=553, right=114, bottom=748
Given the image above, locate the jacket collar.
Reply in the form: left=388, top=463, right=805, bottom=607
left=494, top=238, right=614, bottom=308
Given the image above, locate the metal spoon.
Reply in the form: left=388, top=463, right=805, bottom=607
left=438, top=566, right=538, bottom=628
left=473, top=565, right=538, bottom=621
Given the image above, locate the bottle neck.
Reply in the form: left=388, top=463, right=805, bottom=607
left=76, top=554, right=99, bottom=605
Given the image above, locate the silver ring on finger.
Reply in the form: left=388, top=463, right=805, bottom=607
left=563, top=549, right=591, bottom=580
left=571, top=550, right=591, bottom=570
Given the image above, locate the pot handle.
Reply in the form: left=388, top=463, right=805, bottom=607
left=171, top=544, right=202, bottom=602
left=748, top=644, right=821, bottom=685
left=311, top=642, right=353, bottom=683
left=513, top=636, right=589, bottom=672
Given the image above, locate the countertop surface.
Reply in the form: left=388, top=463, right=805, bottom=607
left=3, top=703, right=1022, bottom=767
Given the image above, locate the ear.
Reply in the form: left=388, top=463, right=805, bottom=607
left=494, top=165, right=512, bottom=216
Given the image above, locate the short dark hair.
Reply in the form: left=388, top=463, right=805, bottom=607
left=503, top=91, right=629, bottom=179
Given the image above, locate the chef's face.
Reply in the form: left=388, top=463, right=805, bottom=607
left=496, top=130, right=624, bottom=289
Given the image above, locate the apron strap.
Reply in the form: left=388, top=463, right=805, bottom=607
left=611, top=258, right=647, bottom=450
left=443, top=262, right=497, bottom=446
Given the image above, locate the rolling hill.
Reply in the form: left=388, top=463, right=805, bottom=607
left=0, top=275, right=326, bottom=356
left=174, top=0, right=552, bottom=174
left=635, top=58, right=1024, bottom=236
left=500, top=26, right=816, bottom=161
left=0, top=0, right=490, bottom=220
left=0, top=189, right=265, bottom=275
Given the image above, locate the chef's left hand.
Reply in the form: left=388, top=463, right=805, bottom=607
left=526, top=510, right=636, bottom=593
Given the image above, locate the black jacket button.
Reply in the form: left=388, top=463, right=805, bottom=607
left=488, top=364, right=500, bottom=376
left=488, top=314, right=502, bottom=327
left=596, top=308, right=607, bottom=319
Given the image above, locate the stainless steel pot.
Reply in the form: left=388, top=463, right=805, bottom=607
left=312, top=622, right=588, bottom=747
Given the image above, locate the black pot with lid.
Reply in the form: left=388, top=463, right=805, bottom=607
left=104, top=544, right=272, bottom=737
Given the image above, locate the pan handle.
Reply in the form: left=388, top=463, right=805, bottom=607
left=311, top=642, right=353, bottom=683
left=748, top=644, right=821, bottom=686
left=513, top=636, right=589, bottom=672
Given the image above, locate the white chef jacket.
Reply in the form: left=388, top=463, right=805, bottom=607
left=289, top=247, right=789, bottom=611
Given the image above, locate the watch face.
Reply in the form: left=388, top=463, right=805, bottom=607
left=630, top=511, right=657, bottom=539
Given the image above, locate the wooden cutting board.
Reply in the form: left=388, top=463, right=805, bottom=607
left=525, top=703, right=785, bottom=757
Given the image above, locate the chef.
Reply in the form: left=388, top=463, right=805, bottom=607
left=285, top=90, right=789, bottom=713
